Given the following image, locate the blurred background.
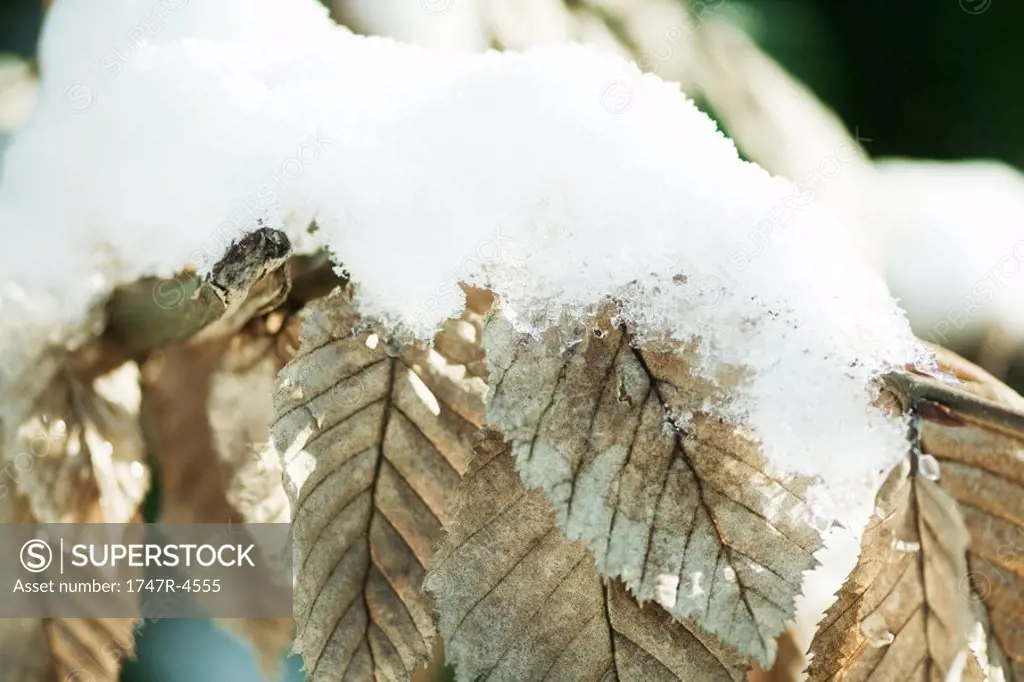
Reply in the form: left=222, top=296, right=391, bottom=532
left=1, top=0, right=1020, bottom=679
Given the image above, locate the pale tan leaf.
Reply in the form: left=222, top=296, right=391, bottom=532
left=139, top=236, right=297, bottom=524
left=427, top=431, right=750, bottom=681
left=485, top=309, right=824, bottom=667
left=138, top=255, right=301, bottom=674
left=690, top=18, right=870, bottom=184
left=207, top=324, right=304, bottom=673
left=46, top=618, right=139, bottom=682
left=1, top=363, right=146, bottom=681
left=564, top=0, right=701, bottom=89
left=272, top=287, right=488, bottom=680
left=0, top=619, right=53, bottom=682
left=209, top=338, right=293, bottom=525
left=807, top=446, right=976, bottom=681
left=0, top=496, right=53, bottom=681
left=0, top=226, right=294, bottom=681
left=893, top=366, right=1024, bottom=679
left=143, top=326, right=300, bottom=673
left=924, top=344, right=1024, bottom=412
left=11, top=363, right=148, bottom=524
left=141, top=339, right=236, bottom=524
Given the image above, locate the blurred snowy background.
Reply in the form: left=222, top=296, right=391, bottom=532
left=0, top=0, right=1021, bottom=680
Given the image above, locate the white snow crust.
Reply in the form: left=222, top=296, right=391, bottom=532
left=0, top=0, right=928, bottom=521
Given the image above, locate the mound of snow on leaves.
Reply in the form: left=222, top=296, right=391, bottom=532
left=0, top=0, right=928, bottom=523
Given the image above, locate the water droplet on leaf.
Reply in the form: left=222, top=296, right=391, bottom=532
left=918, top=453, right=940, bottom=481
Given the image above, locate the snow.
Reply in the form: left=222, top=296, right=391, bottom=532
left=868, top=159, right=1024, bottom=347
left=792, top=522, right=864, bottom=674
left=0, top=0, right=926, bottom=520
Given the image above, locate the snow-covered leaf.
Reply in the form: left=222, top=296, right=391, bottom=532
left=105, top=227, right=293, bottom=354
left=427, top=430, right=750, bottom=681
left=271, top=286, right=488, bottom=679
left=485, top=309, right=825, bottom=667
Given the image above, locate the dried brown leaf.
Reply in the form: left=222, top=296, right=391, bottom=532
left=136, top=242, right=298, bottom=675
left=807, top=448, right=976, bottom=681
left=1, top=364, right=147, bottom=681
left=692, top=18, right=869, bottom=178
left=0, top=619, right=53, bottom=682
left=139, top=230, right=296, bottom=522
left=0, top=496, right=53, bottom=681
left=808, top=358, right=1024, bottom=682
left=141, top=340, right=236, bottom=524
left=142, top=327, right=300, bottom=674
left=12, top=363, right=148, bottom=524
left=906, top=367, right=1024, bottom=679
left=484, top=309, right=824, bottom=667
left=210, top=342, right=292, bottom=525
left=0, top=227, right=295, bottom=680
left=207, top=325, right=305, bottom=673
left=272, top=287, right=488, bottom=680
left=427, top=431, right=750, bottom=681
left=46, top=619, right=138, bottom=681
